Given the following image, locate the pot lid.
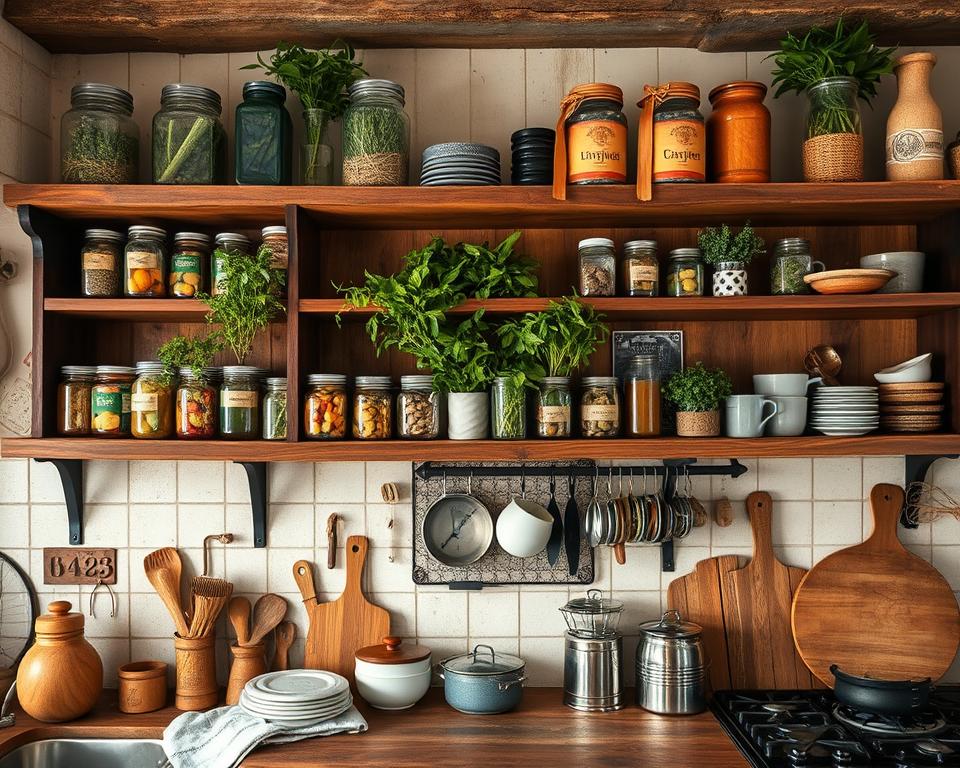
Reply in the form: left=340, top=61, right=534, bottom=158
left=638, top=609, right=702, bottom=638
left=35, top=600, right=84, bottom=635
left=356, top=636, right=431, bottom=665
left=441, top=644, right=524, bottom=675
left=562, top=589, right=623, bottom=616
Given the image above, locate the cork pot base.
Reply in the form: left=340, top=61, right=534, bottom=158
left=950, top=143, right=960, bottom=180
left=676, top=410, right=721, bottom=437
left=802, top=133, right=864, bottom=182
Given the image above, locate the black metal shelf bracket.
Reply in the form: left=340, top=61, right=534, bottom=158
left=234, top=461, right=268, bottom=548
left=34, top=458, right=84, bottom=545
left=902, top=454, right=959, bottom=528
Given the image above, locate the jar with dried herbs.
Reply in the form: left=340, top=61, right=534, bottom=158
left=262, top=377, right=288, bottom=440
left=211, top=232, right=251, bottom=297
left=60, top=83, right=138, bottom=184
left=398, top=375, right=439, bottom=439
left=578, top=238, right=616, bottom=297
left=131, top=361, right=174, bottom=439
left=176, top=367, right=217, bottom=439
left=770, top=238, right=825, bottom=295
left=219, top=366, right=261, bottom=440
left=152, top=84, right=226, bottom=184
left=169, top=232, right=209, bottom=298
left=57, top=366, right=95, bottom=435
left=353, top=376, right=392, bottom=439
left=342, top=79, right=410, bottom=187
left=621, top=240, right=658, bottom=297
left=124, top=225, right=167, bottom=297
left=81, top=229, right=123, bottom=297
left=304, top=374, right=347, bottom=440
left=260, top=226, right=288, bottom=296
left=91, top=366, right=135, bottom=437
left=580, top=377, right=620, bottom=438
left=536, top=377, right=572, bottom=438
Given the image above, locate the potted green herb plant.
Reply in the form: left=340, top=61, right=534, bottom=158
left=698, top=223, right=765, bottom=296
left=768, top=19, right=894, bottom=182
left=492, top=316, right=545, bottom=440
left=662, top=362, right=733, bottom=437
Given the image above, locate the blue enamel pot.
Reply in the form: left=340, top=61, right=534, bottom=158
left=437, top=644, right=527, bottom=714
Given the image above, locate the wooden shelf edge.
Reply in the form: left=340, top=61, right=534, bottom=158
left=43, top=298, right=290, bottom=322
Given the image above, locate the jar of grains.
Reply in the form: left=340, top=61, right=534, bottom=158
left=621, top=239, right=659, bottom=297
left=91, top=365, right=135, bottom=437
left=579, top=238, right=616, bottom=296
left=81, top=229, right=124, bottom=297
left=262, top=377, right=288, bottom=440
left=169, top=232, right=210, bottom=298
left=580, top=376, right=620, bottom=438
left=57, top=365, right=95, bottom=435
left=563, top=83, right=628, bottom=185
left=219, top=365, right=261, bottom=440
left=624, top=354, right=660, bottom=437
left=304, top=374, right=348, bottom=440
left=260, top=226, right=288, bottom=296
left=398, top=375, right=439, bottom=439
left=131, top=360, right=174, bottom=439
left=353, top=376, right=392, bottom=439
left=537, top=376, right=572, bottom=438
left=666, top=248, right=704, bottom=297
left=124, top=225, right=167, bottom=297
left=211, top=232, right=251, bottom=297
left=176, top=367, right=217, bottom=439
left=652, top=82, right=706, bottom=184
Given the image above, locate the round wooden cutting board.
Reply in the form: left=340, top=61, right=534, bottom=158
left=792, top=483, right=960, bottom=686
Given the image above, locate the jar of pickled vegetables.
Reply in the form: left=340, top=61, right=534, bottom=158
left=124, top=225, right=167, bottom=297
left=536, top=376, right=572, bottom=438
left=304, top=374, right=347, bottom=439
left=580, top=376, right=620, bottom=438
left=170, top=232, right=209, bottom=298
left=220, top=365, right=261, bottom=440
left=260, top=226, right=288, bottom=296
left=176, top=367, right=217, bottom=439
left=131, top=361, right=174, bottom=439
left=57, top=365, right=95, bottom=435
left=666, top=248, right=704, bottom=297
left=353, top=376, right=392, bottom=439
left=91, top=365, right=135, bottom=437
left=398, top=375, right=439, bottom=439
left=211, top=232, right=251, bottom=297
left=263, top=377, right=287, bottom=440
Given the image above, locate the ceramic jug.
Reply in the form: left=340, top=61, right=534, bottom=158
left=886, top=52, right=943, bottom=181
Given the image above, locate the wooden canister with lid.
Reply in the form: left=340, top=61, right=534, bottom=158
left=707, top=81, right=771, bottom=183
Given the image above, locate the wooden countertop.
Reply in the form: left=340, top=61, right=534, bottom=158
left=0, top=689, right=749, bottom=767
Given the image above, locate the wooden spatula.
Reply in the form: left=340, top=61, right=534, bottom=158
left=248, top=594, right=287, bottom=647
left=228, top=596, right=251, bottom=646
left=144, top=547, right=190, bottom=637
left=273, top=621, right=296, bottom=671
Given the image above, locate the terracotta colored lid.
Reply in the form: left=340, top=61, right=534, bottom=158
left=35, top=600, right=85, bottom=635
left=565, top=82, right=624, bottom=107
left=896, top=52, right=937, bottom=67
left=664, top=81, right=701, bottom=104
left=356, top=636, right=431, bottom=665
left=708, top=80, right=768, bottom=103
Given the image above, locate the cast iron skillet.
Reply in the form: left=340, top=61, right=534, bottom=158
left=831, top=664, right=931, bottom=715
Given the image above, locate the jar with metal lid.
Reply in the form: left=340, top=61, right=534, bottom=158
left=398, top=375, right=439, bottom=439
left=563, top=83, right=628, bottom=185
left=652, top=83, right=706, bottom=184
left=91, top=365, right=135, bottom=436
left=176, top=367, right=217, bottom=439
left=81, top=229, right=123, bottom=297
left=624, top=354, right=660, bottom=438
left=124, top=225, right=167, bottom=297
left=219, top=365, right=261, bottom=440
left=491, top=376, right=527, bottom=440
left=536, top=376, right=571, bottom=438
left=579, top=238, right=616, bottom=297
left=304, top=374, right=347, bottom=440
left=636, top=610, right=707, bottom=715
left=169, top=232, right=210, bottom=298
left=770, top=237, right=826, bottom=296
left=152, top=83, right=226, bottom=184
left=581, top=377, right=619, bottom=438
left=211, top=232, right=252, bottom=297
left=560, top=590, right=624, bottom=638
left=665, top=248, right=704, bottom=297
left=622, top=240, right=658, bottom=297
left=353, top=376, right=392, bottom=439
left=262, top=377, right=287, bottom=440
left=131, top=361, right=174, bottom=439
left=342, top=79, right=410, bottom=187
left=260, top=226, right=288, bottom=296
left=60, top=83, right=138, bottom=184
left=57, top=365, right=95, bottom=435
left=235, top=81, right=292, bottom=185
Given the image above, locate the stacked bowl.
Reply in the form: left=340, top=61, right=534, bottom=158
left=511, top=128, right=555, bottom=185
left=420, top=143, right=501, bottom=186
left=809, top=386, right=879, bottom=436
left=239, top=670, right=352, bottom=728
left=879, top=383, right=945, bottom=432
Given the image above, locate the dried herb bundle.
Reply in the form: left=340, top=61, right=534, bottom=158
left=62, top=117, right=138, bottom=183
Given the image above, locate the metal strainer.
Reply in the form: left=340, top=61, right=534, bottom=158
left=559, top=589, right=624, bottom=638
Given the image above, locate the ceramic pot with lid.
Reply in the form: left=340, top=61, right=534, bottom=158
left=437, top=644, right=526, bottom=714
left=355, top=636, right=432, bottom=710
left=636, top=610, right=707, bottom=715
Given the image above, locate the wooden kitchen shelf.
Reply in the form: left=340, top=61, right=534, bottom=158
left=43, top=298, right=289, bottom=322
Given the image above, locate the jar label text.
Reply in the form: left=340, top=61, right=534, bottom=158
left=83, top=251, right=114, bottom=270
left=886, top=128, right=944, bottom=164
left=582, top=404, right=619, bottom=421
left=653, top=119, right=705, bottom=181
left=131, top=392, right=159, bottom=412
left=127, top=250, right=159, bottom=270
left=538, top=405, right=571, bottom=424
left=222, top=390, right=258, bottom=408
left=567, top=120, right=627, bottom=183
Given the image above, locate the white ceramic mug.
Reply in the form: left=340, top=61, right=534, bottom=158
left=766, top=396, right=809, bottom=437
left=724, top=395, right=778, bottom=438
left=496, top=497, right=553, bottom=558
left=753, top=373, right=822, bottom=397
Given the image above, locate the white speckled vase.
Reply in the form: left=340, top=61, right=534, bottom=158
left=712, top=261, right=748, bottom=296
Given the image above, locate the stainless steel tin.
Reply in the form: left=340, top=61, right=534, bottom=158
left=636, top=610, right=707, bottom=715
left=563, top=631, right=624, bottom=712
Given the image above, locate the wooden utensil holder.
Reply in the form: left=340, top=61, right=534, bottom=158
left=174, top=634, right=218, bottom=711
left=226, top=643, right=267, bottom=705
left=118, top=660, right=168, bottom=714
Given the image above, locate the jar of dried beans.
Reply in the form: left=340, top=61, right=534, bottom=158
left=170, top=232, right=209, bottom=298
left=621, top=240, right=659, bottom=297
left=260, top=226, right=288, bottom=296
left=81, top=229, right=123, bottom=297
left=580, top=377, right=620, bottom=438
left=131, top=360, right=174, bottom=439
left=398, top=375, right=439, bottom=439
left=219, top=365, right=261, bottom=440
left=536, top=376, right=572, bottom=438
left=579, top=238, right=616, bottom=297
left=304, top=374, right=347, bottom=440
left=57, top=365, right=95, bottom=435
left=91, top=365, right=135, bottom=437
left=353, top=376, right=392, bottom=440
left=176, top=367, right=217, bottom=439
left=262, top=377, right=287, bottom=440
left=124, top=225, right=167, bottom=297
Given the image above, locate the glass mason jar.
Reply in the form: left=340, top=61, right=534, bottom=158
left=170, top=232, right=210, bottom=298
left=353, top=376, right=393, bottom=439
left=262, top=377, right=288, bottom=440
left=57, top=365, right=95, bottom=435
left=235, top=81, right=292, bottom=185
left=260, top=226, right=288, bottom=296
left=770, top=238, right=826, bottom=295
left=219, top=365, right=261, bottom=440
left=152, top=83, right=226, bottom=184
left=211, top=232, right=252, bottom=297
left=91, top=365, right=135, bottom=437
left=131, top=361, right=174, bottom=439
left=579, top=237, right=616, bottom=296
left=803, top=76, right=863, bottom=183
left=625, top=354, right=660, bottom=437
left=665, top=248, right=704, bottom=297
left=81, top=228, right=124, bottom=297
left=397, top=375, right=439, bottom=439
left=304, top=374, right=348, bottom=440
left=301, top=108, right=334, bottom=185
left=581, top=376, right=620, bottom=438
left=124, top=225, right=167, bottom=297
left=176, top=367, right=217, bottom=439
left=342, top=79, right=410, bottom=187
left=61, top=83, right=139, bottom=184
left=622, top=239, right=658, bottom=297
left=564, top=84, right=628, bottom=185
left=491, top=376, right=527, bottom=440
left=536, top=376, right=572, bottom=438
left=653, top=83, right=706, bottom=184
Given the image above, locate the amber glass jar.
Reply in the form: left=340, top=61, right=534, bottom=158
left=564, top=83, right=628, bottom=185
left=624, top=354, right=660, bottom=437
left=57, top=365, right=95, bottom=435
left=91, top=365, right=135, bottom=437
left=304, top=374, right=347, bottom=440
left=653, top=83, right=705, bottom=184
left=176, top=367, right=217, bottom=439
left=707, top=81, right=770, bottom=183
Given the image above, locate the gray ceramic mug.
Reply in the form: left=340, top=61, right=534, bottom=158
left=725, top=395, right=779, bottom=438
left=765, top=396, right=809, bottom=437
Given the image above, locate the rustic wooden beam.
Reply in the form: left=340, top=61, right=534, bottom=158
left=5, top=1, right=960, bottom=53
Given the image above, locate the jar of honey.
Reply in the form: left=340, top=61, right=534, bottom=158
left=707, top=81, right=770, bottom=183
left=652, top=83, right=705, bottom=184
left=564, top=83, right=628, bottom=186
left=624, top=354, right=661, bottom=437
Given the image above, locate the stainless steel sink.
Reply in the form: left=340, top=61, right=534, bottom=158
left=0, top=738, right=168, bottom=767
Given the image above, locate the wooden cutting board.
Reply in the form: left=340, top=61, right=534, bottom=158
left=792, top=483, right=960, bottom=686
left=292, top=535, right=390, bottom=685
left=721, top=491, right=817, bottom=689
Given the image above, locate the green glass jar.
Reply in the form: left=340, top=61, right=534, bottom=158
left=235, top=81, right=292, bottom=185
left=219, top=365, right=261, bottom=440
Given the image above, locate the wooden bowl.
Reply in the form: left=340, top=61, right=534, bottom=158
left=803, top=268, right=897, bottom=294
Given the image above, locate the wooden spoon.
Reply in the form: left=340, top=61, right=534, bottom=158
left=143, top=548, right=190, bottom=637
left=248, top=594, right=287, bottom=647
left=228, top=596, right=251, bottom=645
left=273, top=621, right=296, bottom=671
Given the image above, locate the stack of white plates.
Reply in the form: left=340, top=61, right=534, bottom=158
left=809, top=386, right=879, bottom=436
left=239, top=670, right=352, bottom=728
left=420, top=143, right=502, bottom=186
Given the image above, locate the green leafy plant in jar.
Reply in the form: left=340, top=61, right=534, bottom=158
left=662, top=362, right=732, bottom=437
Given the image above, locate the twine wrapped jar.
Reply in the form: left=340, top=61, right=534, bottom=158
left=802, top=77, right=863, bottom=183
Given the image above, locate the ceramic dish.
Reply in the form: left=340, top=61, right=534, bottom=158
left=803, top=268, right=897, bottom=294
left=423, top=143, right=500, bottom=162
left=874, top=353, right=933, bottom=384
left=860, top=251, right=925, bottom=293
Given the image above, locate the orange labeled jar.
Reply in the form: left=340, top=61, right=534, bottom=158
left=564, top=83, right=628, bottom=185
left=707, top=81, right=770, bottom=183
left=653, top=83, right=705, bottom=184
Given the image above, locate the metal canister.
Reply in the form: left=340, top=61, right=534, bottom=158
left=636, top=610, right=708, bottom=714
left=563, top=632, right=623, bottom=712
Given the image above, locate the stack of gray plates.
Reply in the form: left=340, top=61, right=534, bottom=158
left=420, top=143, right=501, bottom=186
left=239, top=670, right=352, bottom=728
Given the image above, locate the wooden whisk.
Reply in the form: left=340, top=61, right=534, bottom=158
left=188, top=576, right=233, bottom=638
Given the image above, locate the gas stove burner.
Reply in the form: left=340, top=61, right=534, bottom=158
left=764, top=703, right=803, bottom=714
left=832, top=703, right=947, bottom=737
left=916, top=740, right=954, bottom=756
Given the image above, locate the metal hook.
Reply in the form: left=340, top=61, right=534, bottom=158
left=617, top=466, right=623, bottom=497
left=202, top=532, right=234, bottom=577
left=467, top=470, right=473, bottom=497
left=550, top=469, right=556, bottom=496
left=628, top=467, right=635, bottom=497
left=89, top=579, right=116, bottom=619
left=520, top=467, right=526, bottom=498
left=606, top=466, right=613, bottom=497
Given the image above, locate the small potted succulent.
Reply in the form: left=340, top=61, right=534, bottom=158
left=662, top=362, right=733, bottom=437
left=698, top=223, right=765, bottom=297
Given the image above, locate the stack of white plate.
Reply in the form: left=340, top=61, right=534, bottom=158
left=239, top=670, right=352, bottom=728
left=420, top=143, right=502, bottom=186
left=809, top=386, right=879, bottom=436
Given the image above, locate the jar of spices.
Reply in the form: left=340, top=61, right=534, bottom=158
left=653, top=83, right=706, bottom=184
left=169, top=232, right=209, bottom=298
left=707, top=81, right=770, bottom=183
left=665, top=248, right=704, bottom=297
left=124, top=225, right=167, bottom=297
left=81, top=229, right=124, bottom=297
left=491, top=376, right=527, bottom=440
left=260, top=226, right=288, bottom=296
left=219, top=366, right=261, bottom=440
left=57, top=366, right=95, bottom=435
left=622, top=240, right=658, bottom=297
left=536, top=376, right=572, bottom=438
left=353, top=376, right=392, bottom=440
left=304, top=374, right=347, bottom=440
left=398, top=375, right=439, bottom=439
left=579, top=238, right=616, bottom=297
left=581, top=377, right=619, bottom=438
left=624, top=354, right=660, bottom=437
left=342, top=79, right=410, bottom=187
left=152, top=84, right=226, bottom=184
left=131, top=361, right=174, bottom=439
left=235, top=81, right=292, bottom=185
left=770, top=238, right=826, bottom=296
left=91, top=365, right=135, bottom=437
left=176, top=367, right=217, bottom=439
left=211, top=233, right=251, bottom=297
left=262, top=377, right=288, bottom=441
left=60, top=82, right=138, bottom=184
left=563, top=83, right=628, bottom=186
